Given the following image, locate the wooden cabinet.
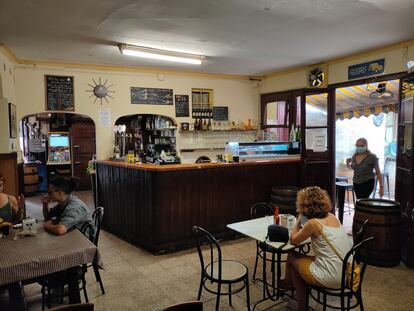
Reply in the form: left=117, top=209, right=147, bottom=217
left=96, top=159, right=301, bottom=254
left=71, top=123, right=95, bottom=190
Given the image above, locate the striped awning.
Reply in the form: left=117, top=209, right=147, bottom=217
left=336, top=103, right=397, bottom=120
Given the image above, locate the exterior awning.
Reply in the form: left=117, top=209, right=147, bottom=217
left=336, top=103, right=397, bottom=121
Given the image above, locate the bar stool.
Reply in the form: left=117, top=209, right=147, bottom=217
left=336, top=177, right=356, bottom=214
left=373, top=156, right=393, bottom=198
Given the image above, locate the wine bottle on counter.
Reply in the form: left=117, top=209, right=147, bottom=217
left=207, top=118, right=212, bottom=130
left=194, top=119, right=199, bottom=131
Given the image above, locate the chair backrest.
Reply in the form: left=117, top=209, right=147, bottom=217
left=192, top=226, right=222, bottom=281
left=250, top=202, right=274, bottom=219
left=383, top=156, right=395, bottom=173
left=341, top=236, right=374, bottom=293
left=80, top=222, right=95, bottom=243
left=161, top=300, right=203, bottom=311
left=353, top=219, right=369, bottom=245
left=46, top=303, right=94, bottom=311
left=92, top=207, right=104, bottom=246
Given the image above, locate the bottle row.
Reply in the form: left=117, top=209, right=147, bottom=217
left=192, top=107, right=213, bottom=119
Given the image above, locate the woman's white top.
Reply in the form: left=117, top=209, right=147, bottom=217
left=309, top=219, right=353, bottom=288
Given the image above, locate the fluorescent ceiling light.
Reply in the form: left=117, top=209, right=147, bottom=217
left=119, top=44, right=204, bottom=65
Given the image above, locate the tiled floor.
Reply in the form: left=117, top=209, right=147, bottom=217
left=2, top=191, right=414, bottom=310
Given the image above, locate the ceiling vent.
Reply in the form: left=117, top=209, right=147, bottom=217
left=369, top=82, right=394, bottom=100
left=308, top=67, right=325, bottom=87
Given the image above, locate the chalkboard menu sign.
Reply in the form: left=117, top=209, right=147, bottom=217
left=213, top=106, right=229, bottom=121
left=175, top=95, right=189, bottom=117
left=45, top=75, right=74, bottom=111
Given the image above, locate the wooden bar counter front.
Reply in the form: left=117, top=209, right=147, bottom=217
left=96, top=157, right=301, bottom=254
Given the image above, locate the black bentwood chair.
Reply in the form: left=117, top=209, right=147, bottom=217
left=40, top=223, right=94, bottom=309
left=305, top=236, right=374, bottom=311
left=89, top=207, right=105, bottom=295
left=160, top=300, right=203, bottom=311
left=46, top=303, right=94, bottom=311
left=192, top=226, right=251, bottom=311
left=250, top=202, right=274, bottom=281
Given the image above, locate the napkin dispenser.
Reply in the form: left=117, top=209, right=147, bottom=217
left=22, top=218, right=37, bottom=231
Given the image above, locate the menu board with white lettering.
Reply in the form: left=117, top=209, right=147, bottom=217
left=45, top=75, right=75, bottom=111
left=175, top=95, right=189, bottom=117
left=213, top=106, right=229, bottom=121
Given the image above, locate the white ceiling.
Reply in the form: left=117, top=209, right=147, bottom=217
left=1, top=0, right=414, bottom=76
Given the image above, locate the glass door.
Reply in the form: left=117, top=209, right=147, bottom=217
left=397, top=73, right=414, bottom=267
left=300, top=88, right=335, bottom=197
left=261, top=92, right=291, bottom=141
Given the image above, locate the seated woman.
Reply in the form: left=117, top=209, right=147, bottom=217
left=282, top=186, right=353, bottom=311
left=0, top=174, right=24, bottom=224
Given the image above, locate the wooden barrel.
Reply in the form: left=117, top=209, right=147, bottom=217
left=270, top=186, right=301, bottom=215
left=23, top=163, right=39, bottom=196
left=353, top=199, right=402, bottom=267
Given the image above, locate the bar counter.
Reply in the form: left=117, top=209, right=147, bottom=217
left=96, top=156, right=301, bottom=254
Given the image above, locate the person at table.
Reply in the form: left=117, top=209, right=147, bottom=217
left=281, top=186, right=353, bottom=311
left=42, top=176, right=94, bottom=235
left=346, top=137, right=383, bottom=199
left=0, top=174, right=24, bottom=224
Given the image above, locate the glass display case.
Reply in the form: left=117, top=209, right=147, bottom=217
left=226, top=141, right=299, bottom=160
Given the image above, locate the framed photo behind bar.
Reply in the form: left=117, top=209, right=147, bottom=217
left=8, top=103, right=17, bottom=138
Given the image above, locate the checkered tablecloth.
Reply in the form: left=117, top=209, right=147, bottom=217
left=0, top=224, right=100, bottom=286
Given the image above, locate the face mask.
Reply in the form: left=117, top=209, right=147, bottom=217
left=355, top=146, right=367, bottom=154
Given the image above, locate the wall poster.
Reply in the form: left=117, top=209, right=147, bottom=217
left=131, top=87, right=173, bottom=105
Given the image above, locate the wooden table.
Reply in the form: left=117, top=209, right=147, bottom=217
left=227, top=217, right=310, bottom=310
left=0, top=224, right=100, bottom=310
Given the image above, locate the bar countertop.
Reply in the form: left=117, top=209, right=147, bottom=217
left=95, top=155, right=300, bottom=171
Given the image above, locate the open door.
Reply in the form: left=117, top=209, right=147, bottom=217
left=300, top=88, right=335, bottom=197
left=397, top=72, right=414, bottom=267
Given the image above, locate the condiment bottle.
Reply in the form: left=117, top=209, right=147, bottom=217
left=274, top=206, right=280, bottom=225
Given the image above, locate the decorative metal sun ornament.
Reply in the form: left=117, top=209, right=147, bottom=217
left=86, top=77, right=115, bottom=104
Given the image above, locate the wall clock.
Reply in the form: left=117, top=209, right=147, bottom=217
left=86, top=77, right=115, bottom=104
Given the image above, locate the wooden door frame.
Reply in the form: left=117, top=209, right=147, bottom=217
left=260, top=71, right=407, bottom=203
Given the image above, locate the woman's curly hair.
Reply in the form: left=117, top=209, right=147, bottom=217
left=296, top=186, right=332, bottom=219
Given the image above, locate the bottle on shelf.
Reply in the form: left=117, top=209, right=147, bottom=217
left=202, top=119, right=207, bottom=130
left=290, top=125, right=296, bottom=142
left=274, top=206, right=280, bottom=225
left=194, top=119, right=199, bottom=131
left=296, top=126, right=301, bottom=141
left=207, top=118, right=212, bottom=130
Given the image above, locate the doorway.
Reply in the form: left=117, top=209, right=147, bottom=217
left=19, top=112, right=96, bottom=194
left=334, top=79, right=399, bottom=209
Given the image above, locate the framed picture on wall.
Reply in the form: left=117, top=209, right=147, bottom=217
left=8, top=103, right=17, bottom=138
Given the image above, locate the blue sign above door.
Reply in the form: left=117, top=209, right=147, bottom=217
left=348, top=59, right=385, bottom=80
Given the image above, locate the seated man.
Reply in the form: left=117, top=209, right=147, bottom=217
left=40, top=176, right=95, bottom=305
left=43, top=176, right=94, bottom=235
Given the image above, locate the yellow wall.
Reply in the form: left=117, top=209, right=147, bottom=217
left=3, top=40, right=414, bottom=159
left=13, top=65, right=259, bottom=159
left=328, top=45, right=414, bottom=84
left=0, top=50, right=17, bottom=153
left=261, top=41, right=414, bottom=94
